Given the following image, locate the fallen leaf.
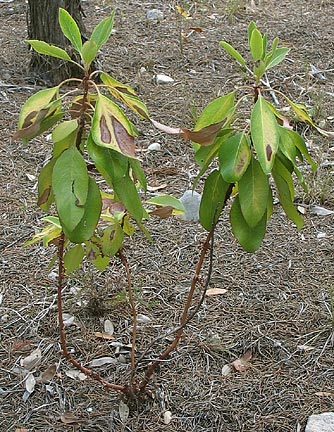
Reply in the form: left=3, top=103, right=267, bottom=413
left=147, top=183, right=167, bottom=192
left=104, top=319, right=114, bottom=335
left=65, top=369, right=87, bottom=381
left=150, top=206, right=174, bottom=219
left=231, top=349, right=252, bottom=373
left=163, top=410, right=173, bottom=424
left=94, top=331, right=115, bottom=340
left=206, top=288, right=228, bottom=296
left=315, top=391, right=334, bottom=397
left=119, top=400, right=129, bottom=422
left=87, top=357, right=117, bottom=368
left=60, top=412, right=86, bottom=425
left=189, top=26, right=203, bottom=32
left=25, top=372, right=36, bottom=393
left=40, top=364, right=56, bottom=383
left=21, top=348, right=42, bottom=370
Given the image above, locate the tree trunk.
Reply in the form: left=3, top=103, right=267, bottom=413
left=27, top=0, right=86, bottom=85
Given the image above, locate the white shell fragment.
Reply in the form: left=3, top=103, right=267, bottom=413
left=156, top=74, right=175, bottom=84
left=305, top=412, right=334, bottom=432
left=179, top=190, right=201, bottom=222
left=146, top=9, right=164, bottom=22
left=148, top=142, right=161, bottom=151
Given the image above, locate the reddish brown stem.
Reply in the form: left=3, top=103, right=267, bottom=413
left=56, top=232, right=127, bottom=393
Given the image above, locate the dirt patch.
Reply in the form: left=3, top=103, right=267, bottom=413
left=0, top=1, right=333, bottom=431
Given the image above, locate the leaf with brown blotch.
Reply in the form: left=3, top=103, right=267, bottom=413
left=231, top=349, right=252, bottom=373
left=150, top=206, right=174, bottom=219
left=112, top=116, right=135, bottom=157
left=102, top=197, right=126, bottom=214
left=60, top=412, right=86, bottom=425
left=206, top=288, right=228, bottom=296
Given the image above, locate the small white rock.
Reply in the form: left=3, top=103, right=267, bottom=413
left=179, top=190, right=201, bottom=222
left=163, top=410, right=173, bottom=424
left=305, top=412, right=334, bottom=432
left=146, top=9, right=164, bottom=22
left=148, top=142, right=161, bottom=151
left=156, top=74, right=175, bottom=84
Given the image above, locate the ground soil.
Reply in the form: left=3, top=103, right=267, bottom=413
left=1, top=1, right=334, bottom=431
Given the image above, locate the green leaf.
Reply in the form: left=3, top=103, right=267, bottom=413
left=52, top=119, right=78, bottom=157
left=38, top=158, right=56, bottom=211
left=59, top=8, right=82, bottom=53
left=251, top=94, right=279, bottom=174
left=87, top=133, right=128, bottom=187
left=284, top=128, right=316, bottom=171
left=278, top=126, right=297, bottom=163
left=193, top=91, right=235, bottom=132
left=249, top=28, right=263, bottom=61
left=238, top=157, right=269, bottom=227
left=81, top=40, right=98, bottom=69
left=262, top=33, right=267, bottom=59
left=91, top=11, right=115, bottom=50
left=129, top=158, right=147, bottom=192
left=272, top=160, right=304, bottom=230
left=112, top=174, right=144, bottom=224
left=266, top=47, right=290, bottom=69
left=91, top=94, right=136, bottom=158
left=63, top=177, right=102, bottom=243
left=230, top=195, right=266, bottom=253
left=253, top=59, right=266, bottom=80
left=274, top=156, right=294, bottom=199
left=219, top=41, right=246, bottom=66
left=219, top=132, right=251, bottom=182
left=194, top=128, right=233, bottom=169
left=93, top=254, right=109, bottom=271
left=26, top=40, right=72, bottom=61
left=199, top=170, right=230, bottom=231
left=146, top=195, right=185, bottom=212
left=64, top=244, right=85, bottom=274
left=247, top=21, right=257, bottom=45
left=286, top=98, right=316, bottom=127
left=52, top=146, right=89, bottom=232
left=101, top=224, right=124, bottom=257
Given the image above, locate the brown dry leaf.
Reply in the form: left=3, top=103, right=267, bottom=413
left=11, top=340, right=33, bottom=353
left=182, top=121, right=225, bottom=146
left=231, top=349, right=252, bottom=373
left=94, top=331, right=115, bottom=340
left=41, top=364, right=56, bottom=383
left=21, top=348, right=42, bottom=370
left=15, top=429, right=29, bottom=432
left=189, top=26, right=203, bottom=32
left=150, top=206, right=174, bottom=219
left=206, top=288, right=228, bottom=296
left=315, top=391, right=334, bottom=397
left=60, top=412, right=86, bottom=425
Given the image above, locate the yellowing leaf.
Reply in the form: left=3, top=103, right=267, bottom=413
left=175, top=5, right=190, bottom=18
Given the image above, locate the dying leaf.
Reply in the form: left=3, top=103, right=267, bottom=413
left=206, top=288, right=228, bottom=296
left=40, top=364, right=57, bottom=383
left=231, top=349, right=252, bottom=372
left=150, top=206, right=174, bottom=218
left=183, top=121, right=225, bottom=146
left=60, top=412, right=86, bottom=425
left=21, top=348, right=42, bottom=370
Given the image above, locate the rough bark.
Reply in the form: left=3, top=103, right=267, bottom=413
left=27, top=0, right=86, bottom=84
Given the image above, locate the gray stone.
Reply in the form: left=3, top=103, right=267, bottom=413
left=146, top=9, right=164, bottom=22
left=179, top=190, right=201, bottom=222
left=305, top=412, right=334, bottom=432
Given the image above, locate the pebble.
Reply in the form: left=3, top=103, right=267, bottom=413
left=179, top=190, right=201, bottom=222
left=305, top=412, right=334, bottom=432
left=156, top=74, right=174, bottom=84
left=148, top=142, right=161, bottom=151
left=146, top=9, right=164, bottom=22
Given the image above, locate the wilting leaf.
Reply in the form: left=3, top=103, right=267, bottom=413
left=251, top=94, right=279, bottom=174
left=59, top=8, right=82, bottom=53
left=230, top=195, right=267, bottom=252
left=238, top=157, right=269, bottom=227
left=60, top=412, right=86, bottom=425
left=52, top=146, right=89, bottom=232
left=25, top=373, right=36, bottom=394
left=231, top=349, right=252, bottom=372
left=23, top=217, right=62, bottom=247
left=119, top=400, right=130, bottom=422
left=219, top=132, right=251, bottom=182
left=64, top=244, right=85, bottom=274
left=26, top=40, right=72, bottom=62
left=220, top=41, right=246, bottom=66
left=63, top=177, right=102, bottom=243
left=21, top=348, right=42, bottom=370
left=199, top=170, right=230, bottom=231
left=87, top=357, right=117, bottom=367
left=184, top=121, right=225, bottom=146
left=40, top=364, right=57, bottom=383
left=206, top=288, right=228, bottom=296
left=65, top=369, right=87, bottom=381
left=91, top=94, right=136, bottom=157
left=91, top=11, right=115, bottom=50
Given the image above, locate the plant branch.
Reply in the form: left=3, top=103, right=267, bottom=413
left=56, top=232, right=126, bottom=393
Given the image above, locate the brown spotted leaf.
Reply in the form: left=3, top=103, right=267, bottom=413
left=92, top=94, right=136, bottom=158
